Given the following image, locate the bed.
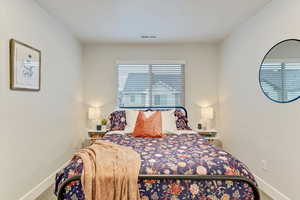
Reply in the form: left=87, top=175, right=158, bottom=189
left=55, top=107, right=260, bottom=200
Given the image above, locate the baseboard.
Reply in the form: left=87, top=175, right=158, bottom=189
left=19, top=160, right=70, bottom=200
left=254, top=174, right=291, bottom=200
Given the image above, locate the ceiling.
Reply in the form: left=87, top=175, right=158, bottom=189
left=35, top=0, right=271, bottom=44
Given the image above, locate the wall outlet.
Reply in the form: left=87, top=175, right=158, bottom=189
left=261, top=160, right=268, bottom=171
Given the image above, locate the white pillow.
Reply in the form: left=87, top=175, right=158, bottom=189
left=106, top=130, right=131, bottom=135
left=143, top=111, right=156, bottom=118
left=124, top=110, right=139, bottom=132
left=172, top=130, right=198, bottom=134
left=161, top=110, right=177, bottom=133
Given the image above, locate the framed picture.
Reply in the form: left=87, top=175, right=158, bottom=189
left=10, top=39, right=41, bottom=91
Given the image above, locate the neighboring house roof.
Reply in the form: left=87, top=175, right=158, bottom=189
left=123, top=73, right=182, bottom=92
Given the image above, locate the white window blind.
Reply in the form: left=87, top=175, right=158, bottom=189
left=117, top=64, right=185, bottom=107
left=260, top=62, right=300, bottom=102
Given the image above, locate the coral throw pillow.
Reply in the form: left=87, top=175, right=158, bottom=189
left=133, top=111, right=163, bottom=138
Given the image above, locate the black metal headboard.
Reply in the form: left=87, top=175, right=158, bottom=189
left=119, top=106, right=188, bottom=118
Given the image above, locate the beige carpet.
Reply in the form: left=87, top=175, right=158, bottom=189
left=36, top=184, right=273, bottom=200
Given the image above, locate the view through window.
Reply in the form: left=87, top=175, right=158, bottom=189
left=117, top=64, right=185, bottom=107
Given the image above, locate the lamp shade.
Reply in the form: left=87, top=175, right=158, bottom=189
left=88, top=107, right=100, bottom=120
left=201, top=106, right=214, bottom=120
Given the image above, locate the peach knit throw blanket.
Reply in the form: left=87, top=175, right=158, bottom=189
left=74, top=140, right=141, bottom=200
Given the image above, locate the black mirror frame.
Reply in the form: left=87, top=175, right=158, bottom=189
left=259, top=38, right=300, bottom=103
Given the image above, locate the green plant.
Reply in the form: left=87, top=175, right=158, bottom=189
left=101, top=119, right=108, bottom=126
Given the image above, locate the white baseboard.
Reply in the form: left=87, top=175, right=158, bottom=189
left=19, top=160, right=70, bottom=200
left=254, top=174, right=291, bottom=200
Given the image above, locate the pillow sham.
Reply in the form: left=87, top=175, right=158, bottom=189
left=106, top=130, right=132, bottom=135
left=174, top=109, right=191, bottom=130
left=133, top=111, right=163, bottom=138
left=124, top=110, right=139, bottom=132
left=161, top=110, right=177, bottom=133
left=109, top=110, right=126, bottom=131
left=172, top=130, right=197, bottom=134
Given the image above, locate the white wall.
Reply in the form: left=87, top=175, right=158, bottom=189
left=219, top=0, right=300, bottom=199
left=83, top=43, right=219, bottom=129
left=0, top=0, right=84, bottom=199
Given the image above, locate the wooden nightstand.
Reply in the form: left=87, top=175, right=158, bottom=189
left=198, top=129, right=217, bottom=137
left=87, top=130, right=108, bottom=146
left=197, top=129, right=223, bottom=149
left=88, top=130, right=107, bottom=139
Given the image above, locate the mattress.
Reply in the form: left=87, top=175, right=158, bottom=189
left=55, top=133, right=257, bottom=199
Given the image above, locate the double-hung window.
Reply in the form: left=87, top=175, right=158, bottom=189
left=117, top=63, right=185, bottom=107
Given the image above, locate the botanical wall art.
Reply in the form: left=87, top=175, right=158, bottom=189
left=10, top=39, right=41, bottom=91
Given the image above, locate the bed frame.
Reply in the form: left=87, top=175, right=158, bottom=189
left=120, top=106, right=188, bottom=117
left=57, top=106, right=260, bottom=200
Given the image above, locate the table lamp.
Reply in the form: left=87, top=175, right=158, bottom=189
left=88, top=107, right=101, bottom=130
left=200, top=106, right=214, bottom=130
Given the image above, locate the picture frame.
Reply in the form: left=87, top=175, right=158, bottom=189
left=10, top=39, right=41, bottom=91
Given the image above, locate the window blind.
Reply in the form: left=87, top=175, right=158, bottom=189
left=260, top=62, right=300, bottom=102
left=117, top=64, right=185, bottom=107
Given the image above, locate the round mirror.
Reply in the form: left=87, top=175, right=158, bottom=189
left=259, top=39, right=300, bottom=103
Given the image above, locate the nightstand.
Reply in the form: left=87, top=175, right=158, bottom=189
left=88, top=130, right=107, bottom=139
left=87, top=130, right=107, bottom=146
left=197, top=129, right=223, bottom=149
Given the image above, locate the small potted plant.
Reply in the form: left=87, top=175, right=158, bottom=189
left=100, top=118, right=108, bottom=131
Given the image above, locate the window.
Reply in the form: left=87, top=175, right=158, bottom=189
left=130, top=95, right=135, bottom=103
left=154, top=95, right=161, bottom=105
left=118, top=64, right=185, bottom=107
left=154, top=95, right=167, bottom=106
left=260, top=62, right=300, bottom=102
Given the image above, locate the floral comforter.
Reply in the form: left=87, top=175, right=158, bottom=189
left=55, top=134, right=257, bottom=200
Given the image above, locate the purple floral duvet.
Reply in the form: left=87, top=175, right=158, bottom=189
left=55, top=134, right=257, bottom=200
